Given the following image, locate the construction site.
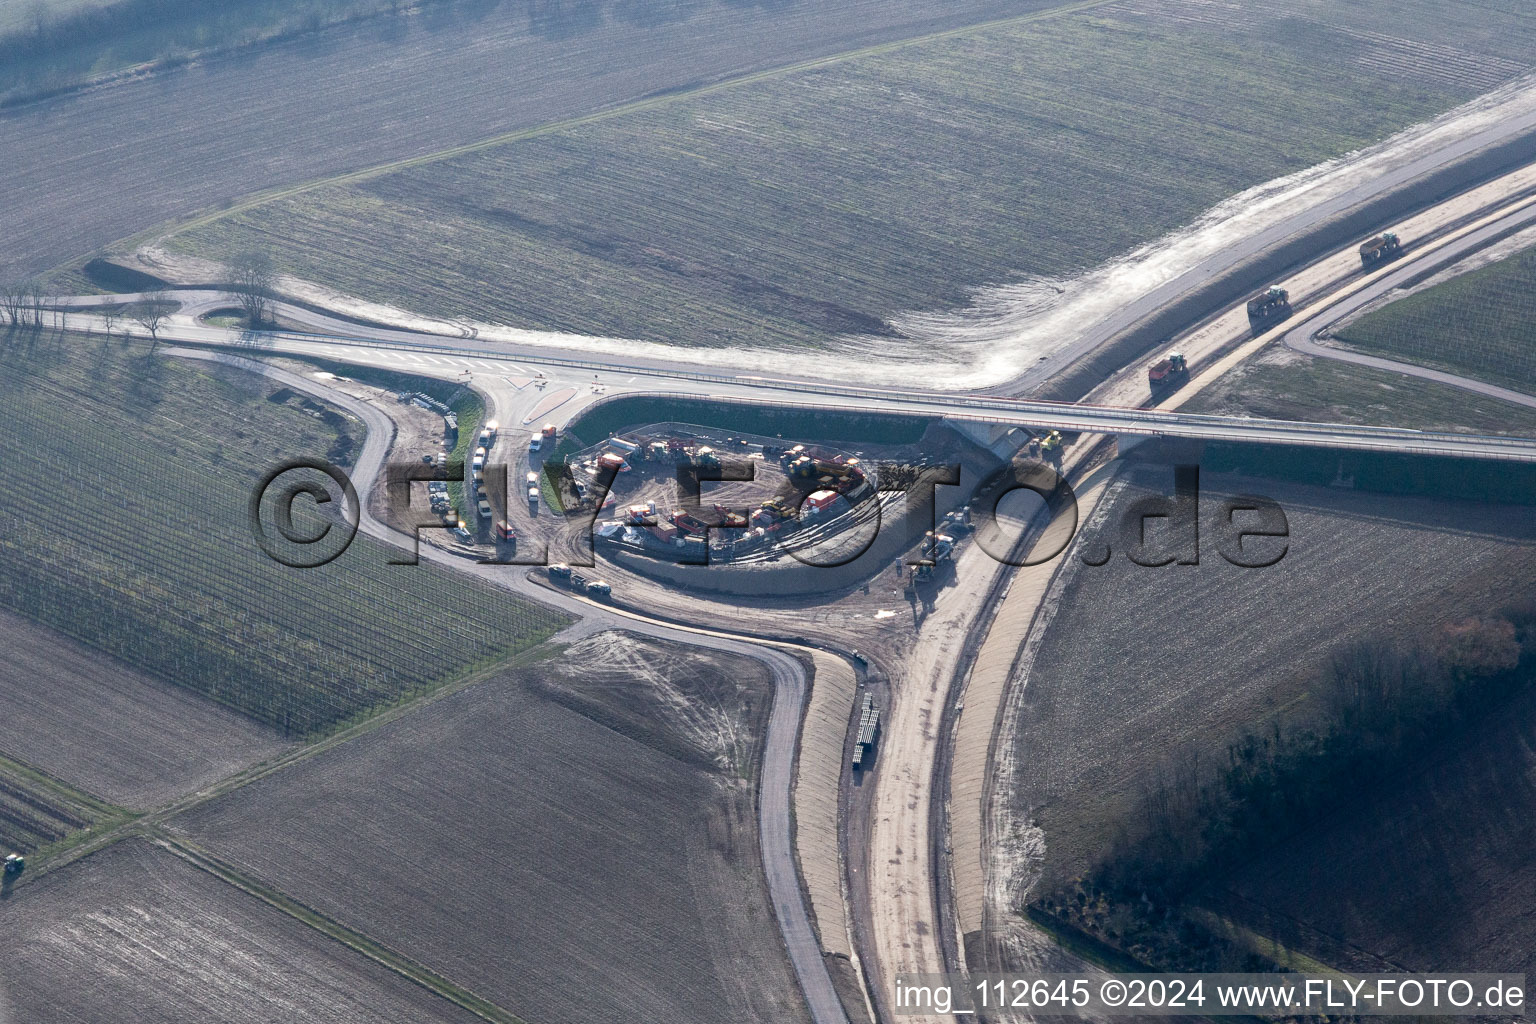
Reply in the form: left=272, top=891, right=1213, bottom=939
left=12, top=3, right=1536, bottom=1023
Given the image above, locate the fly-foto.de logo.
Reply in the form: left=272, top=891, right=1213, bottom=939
left=1076, top=465, right=1289, bottom=569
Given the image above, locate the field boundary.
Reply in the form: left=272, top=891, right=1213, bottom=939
left=97, top=0, right=1121, bottom=271
left=154, top=833, right=527, bottom=1024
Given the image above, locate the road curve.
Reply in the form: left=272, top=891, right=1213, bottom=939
left=1283, top=199, right=1536, bottom=409
left=166, top=348, right=851, bottom=1024
left=53, top=293, right=1536, bottom=462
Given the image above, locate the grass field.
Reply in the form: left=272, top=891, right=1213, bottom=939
left=172, top=630, right=810, bottom=1024
left=0, top=838, right=483, bottom=1023
left=1335, top=240, right=1536, bottom=396
left=1182, top=346, right=1536, bottom=437
left=167, top=0, right=1536, bottom=352
left=0, top=329, right=566, bottom=737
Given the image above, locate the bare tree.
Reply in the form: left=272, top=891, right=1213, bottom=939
left=0, top=284, right=22, bottom=326
left=135, top=288, right=173, bottom=349
left=100, top=305, right=119, bottom=339
left=229, top=252, right=276, bottom=327
left=20, top=282, right=44, bottom=330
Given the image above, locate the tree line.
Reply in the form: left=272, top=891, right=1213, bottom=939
left=1077, top=612, right=1531, bottom=904
left=3, top=250, right=275, bottom=348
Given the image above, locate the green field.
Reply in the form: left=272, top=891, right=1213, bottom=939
left=166, top=0, right=1534, bottom=352
left=1183, top=348, right=1536, bottom=438
left=1335, top=241, right=1536, bottom=395
left=0, top=329, right=567, bottom=737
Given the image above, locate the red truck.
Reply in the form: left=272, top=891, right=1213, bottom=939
left=1147, top=351, right=1189, bottom=389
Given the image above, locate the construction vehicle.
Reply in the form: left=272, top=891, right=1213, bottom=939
left=669, top=509, right=710, bottom=536
left=1147, top=351, right=1189, bottom=389
left=1359, top=231, right=1402, bottom=267
left=713, top=504, right=749, bottom=530
left=542, top=423, right=558, bottom=443
left=494, top=520, right=517, bottom=543
left=851, top=694, right=880, bottom=769
left=922, top=531, right=956, bottom=562
left=4, top=853, right=23, bottom=877
left=1039, top=430, right=1063, bottom=454
left=805, top=489, right=841, bottom=514
left=548, top=563, right=572, bottom=579
left=586, top=580, right=612, bottom=598
left=1246, top=285, right=1292, bottom=329
left=761, top=497, right=800, bottom=520
left=942, top=507, right=974, bottom=535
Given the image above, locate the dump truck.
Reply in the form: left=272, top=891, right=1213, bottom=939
left=548, top=563, right=572, bottom=579
left=670, top=509, right=710, bottom=535
left=1246, top=285, right=1292, bottom=329
left=586, top=580, right=612, bottom=598
left=1148, top=351, right=1189, bottom=389
left=714, top=504, right=749, bottom=529
left=851, top=694, right=880, bottom=769
left=1359, top=231, right=1402, bottom=267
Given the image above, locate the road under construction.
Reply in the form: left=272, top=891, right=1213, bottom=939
left=30, top=123, right=1536, bottom=1024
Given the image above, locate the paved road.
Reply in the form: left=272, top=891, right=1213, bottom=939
left=169, top=349, right=851, bottom=1024
left=57, top=293, right=1536, bottom=463
left=51, top=147, right=1536, bottom=1024
left=1283, top=199, right=1536, bottom=409
left=993, top=96, right=1536, bottom=396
